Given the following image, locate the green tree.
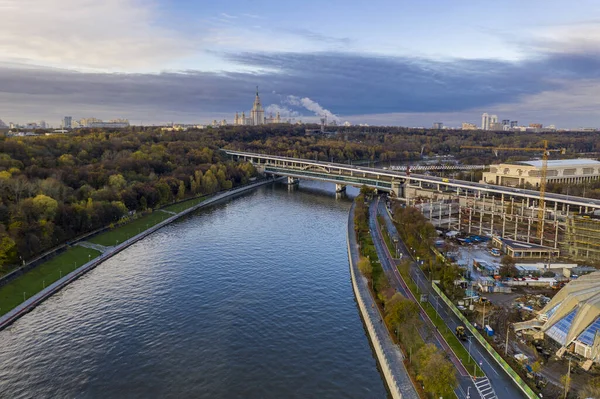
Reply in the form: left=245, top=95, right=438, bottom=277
left=32, top=194, right=59, bottom=220
left=416, top=344, right=457, bottom=397
left=358, top=256, right=373, bottom=281
left=108, top=174, right=127, bottom=190
left=177, top=181, right=186, bottom=200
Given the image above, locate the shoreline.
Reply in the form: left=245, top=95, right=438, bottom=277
left=0, top=178, right=280, bottom=331
left=346, top=202, right=418, bottom=399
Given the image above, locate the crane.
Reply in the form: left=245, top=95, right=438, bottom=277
left=461, top=140, right=566, bottom=242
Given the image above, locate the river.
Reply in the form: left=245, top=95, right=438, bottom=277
left=0, top=181, right=387, bottom=398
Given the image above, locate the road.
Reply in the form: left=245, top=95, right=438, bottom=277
left=368, top=200, right=481, bottom=399
left=376, top=199, right=527, bottom=399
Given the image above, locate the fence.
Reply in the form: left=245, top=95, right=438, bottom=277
left=432, top=283, right=540, bottom=399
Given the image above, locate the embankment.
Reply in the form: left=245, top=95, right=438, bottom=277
left=347, top=202, right=419, bottom=399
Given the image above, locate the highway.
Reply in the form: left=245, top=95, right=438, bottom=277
left=376, top=200, right=528, bottom=399
left=367, top=200, right=483, bottom=399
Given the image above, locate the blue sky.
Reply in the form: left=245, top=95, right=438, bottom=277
left=1, top=0, right=600, bottom=128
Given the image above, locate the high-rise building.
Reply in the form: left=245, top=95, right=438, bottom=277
left=490, top=115, right=498, bottom=124
left=250, top=87, right=265, bottom=125
left=432, top=122, right=443, bottom=129
left=481, top=113, right=490, bottom=130
left=502, top=119, right=510, bottom=126
left=510, top=121, right=518, bottom=128
left=63, top=116, right=72, bottom=129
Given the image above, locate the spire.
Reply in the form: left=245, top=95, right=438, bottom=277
left=256, top=85, right=259, bottom=96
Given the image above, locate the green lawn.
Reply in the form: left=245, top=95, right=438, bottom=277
left=0, top=246, right=100, bottom=317
left=162, top=196, right=207, bottom=213
left=88, top=211, right=172, bottom=246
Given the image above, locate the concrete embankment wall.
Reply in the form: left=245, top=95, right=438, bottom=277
left=0, top=178, right=280, bottom=331
left=347, top=203, right=418, bottom=399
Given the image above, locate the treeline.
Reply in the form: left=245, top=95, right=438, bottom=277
left=390, top=204, right=464, bottom=298
left=0, top=130, right=257, bottom=272
left=223, top=125, right=600, bottom=166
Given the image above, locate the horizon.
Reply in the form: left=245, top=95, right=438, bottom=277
left=1, top=0, right=600, bottom=128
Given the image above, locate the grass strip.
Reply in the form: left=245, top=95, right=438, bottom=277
left=0, top=246, right=100, bottom=317
left=88, top=211, right=172, bottom=246
left=162, top=196, right=207, bottom=213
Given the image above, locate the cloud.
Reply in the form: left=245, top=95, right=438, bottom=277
left=264, top=104, right=300, bottom=118
left=0, top=0, right=195, bottom=71
left=1, top=48, right=600, bottom=127
left=280, top=28, right=352, bottom=46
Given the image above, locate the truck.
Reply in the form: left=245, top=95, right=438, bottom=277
left=456, top=326, right=467, bottom=340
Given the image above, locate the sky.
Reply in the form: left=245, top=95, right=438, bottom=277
left=1, top=0, right=600, bottom=128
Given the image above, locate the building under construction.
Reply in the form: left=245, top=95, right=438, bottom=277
left=405, top=183, right=600, bottom=262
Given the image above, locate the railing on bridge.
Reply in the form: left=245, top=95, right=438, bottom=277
left=264, top=166, right=393, bottom=190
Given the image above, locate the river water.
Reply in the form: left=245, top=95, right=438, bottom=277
left=0, top=181, right=387, bottom=398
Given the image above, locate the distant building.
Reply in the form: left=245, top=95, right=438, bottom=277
left=234, top=87, right=283, bottom=126
left=510, top=121, right=518, bottom=128
left=481, top=113, right=490, bottom=130
left=63, top=116, right=72, bottom=129
left=502, top=119, right=510, bottom=126
left=490, top=114, right=498, bottom=124
left=462, top=122, right=477, bottom=130
left=487, top=122, right=503, bottom=131
left=39, top=120, right=47, bottom=129
left=0, top=119, right=6, bottom=128
left=482, top=159, right=600, bottom=187
left=344, top=121, right=352, bottom=127
left=77, top=118, right=129, bottom=128
left=432, top=122, right=443, bottom=129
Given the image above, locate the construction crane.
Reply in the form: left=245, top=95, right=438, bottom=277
left=461, top=140, right=566, bottom=242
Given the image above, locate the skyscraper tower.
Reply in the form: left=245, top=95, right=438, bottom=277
left=250, top=86, right=265, bottom=125
left=481, top=113, right=490, bottom=130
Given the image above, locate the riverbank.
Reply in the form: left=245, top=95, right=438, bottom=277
left=0, top=178, right=280, bottom=331
left=347, top=202, right=419, bottom=399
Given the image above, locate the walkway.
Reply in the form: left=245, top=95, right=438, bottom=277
left=347, top=204, right=419, bottom=399
left=76, top=241, right=110, bottom=253
left=377, top=200, right=525, bottom=399
left=158, top=209, right=177, bottom=215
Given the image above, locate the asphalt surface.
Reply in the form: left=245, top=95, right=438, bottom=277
left=368, top=200, right=482, bottom=399
left=376, top=199, right=527, bottom=399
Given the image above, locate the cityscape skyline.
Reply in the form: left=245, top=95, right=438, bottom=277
left=1, top=0, right=599, bottom=128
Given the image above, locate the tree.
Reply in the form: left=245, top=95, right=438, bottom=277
left=416, top=344, right=457, bottom=397
left=384, top=293, right=420, bottom=340
left=499, top=255, right=518, bottom=278
left=177, top=181, right=186, bottom=200
left=32, top=194, right=59, bottom=221
left=108, top=174, right=127, bottom=190
left=358, top=256, right=373, bottom=281
left=530, top=361, right=541, bottom=374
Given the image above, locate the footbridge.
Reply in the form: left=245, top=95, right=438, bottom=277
left=225, top=150, right=600, bottom=261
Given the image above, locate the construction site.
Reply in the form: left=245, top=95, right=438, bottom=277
left=407, top=141, right=600, bottom=263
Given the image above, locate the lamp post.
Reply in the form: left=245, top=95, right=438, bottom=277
left=505, top=323, right=512, bottom=356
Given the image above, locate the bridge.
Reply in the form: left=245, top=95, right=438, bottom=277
left=225, top=150, right=600, bottom=261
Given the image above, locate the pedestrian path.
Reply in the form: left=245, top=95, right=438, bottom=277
left=474, top=377, right=497, bottom=399
left=76, top=241, right=110, bottom=253
left=158, top=209, right=177, bottom=215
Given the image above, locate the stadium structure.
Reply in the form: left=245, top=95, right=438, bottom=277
left=514, top=271, right=600, bottom=369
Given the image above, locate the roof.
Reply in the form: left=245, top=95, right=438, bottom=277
left=539, top=271, right=600, bottom=348
left=518, top=159, right=600, bottom=168
left=498, top=238, right=555, bottom=251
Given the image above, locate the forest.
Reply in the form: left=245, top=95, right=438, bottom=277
left=1, top=124, right=598, bottom=272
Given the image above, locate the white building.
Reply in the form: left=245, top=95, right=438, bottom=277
left=482, top=159, right=600, bottom=187
left=481, top=113, right=489, bottom=130
left=234, top=88, right=281, bottom=126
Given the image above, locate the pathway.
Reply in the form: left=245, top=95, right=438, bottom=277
left=76, top=241, right=110, bottom=253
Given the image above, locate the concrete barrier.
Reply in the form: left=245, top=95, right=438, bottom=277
left=347, top=203, right=418, bottom=399
left=0, top=178, right=280, bottom=331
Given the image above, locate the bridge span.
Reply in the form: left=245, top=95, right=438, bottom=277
left=225, top=150, right=600, bottom=261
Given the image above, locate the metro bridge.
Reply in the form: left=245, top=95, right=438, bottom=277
left=225, top=150, right=600, bottom=261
